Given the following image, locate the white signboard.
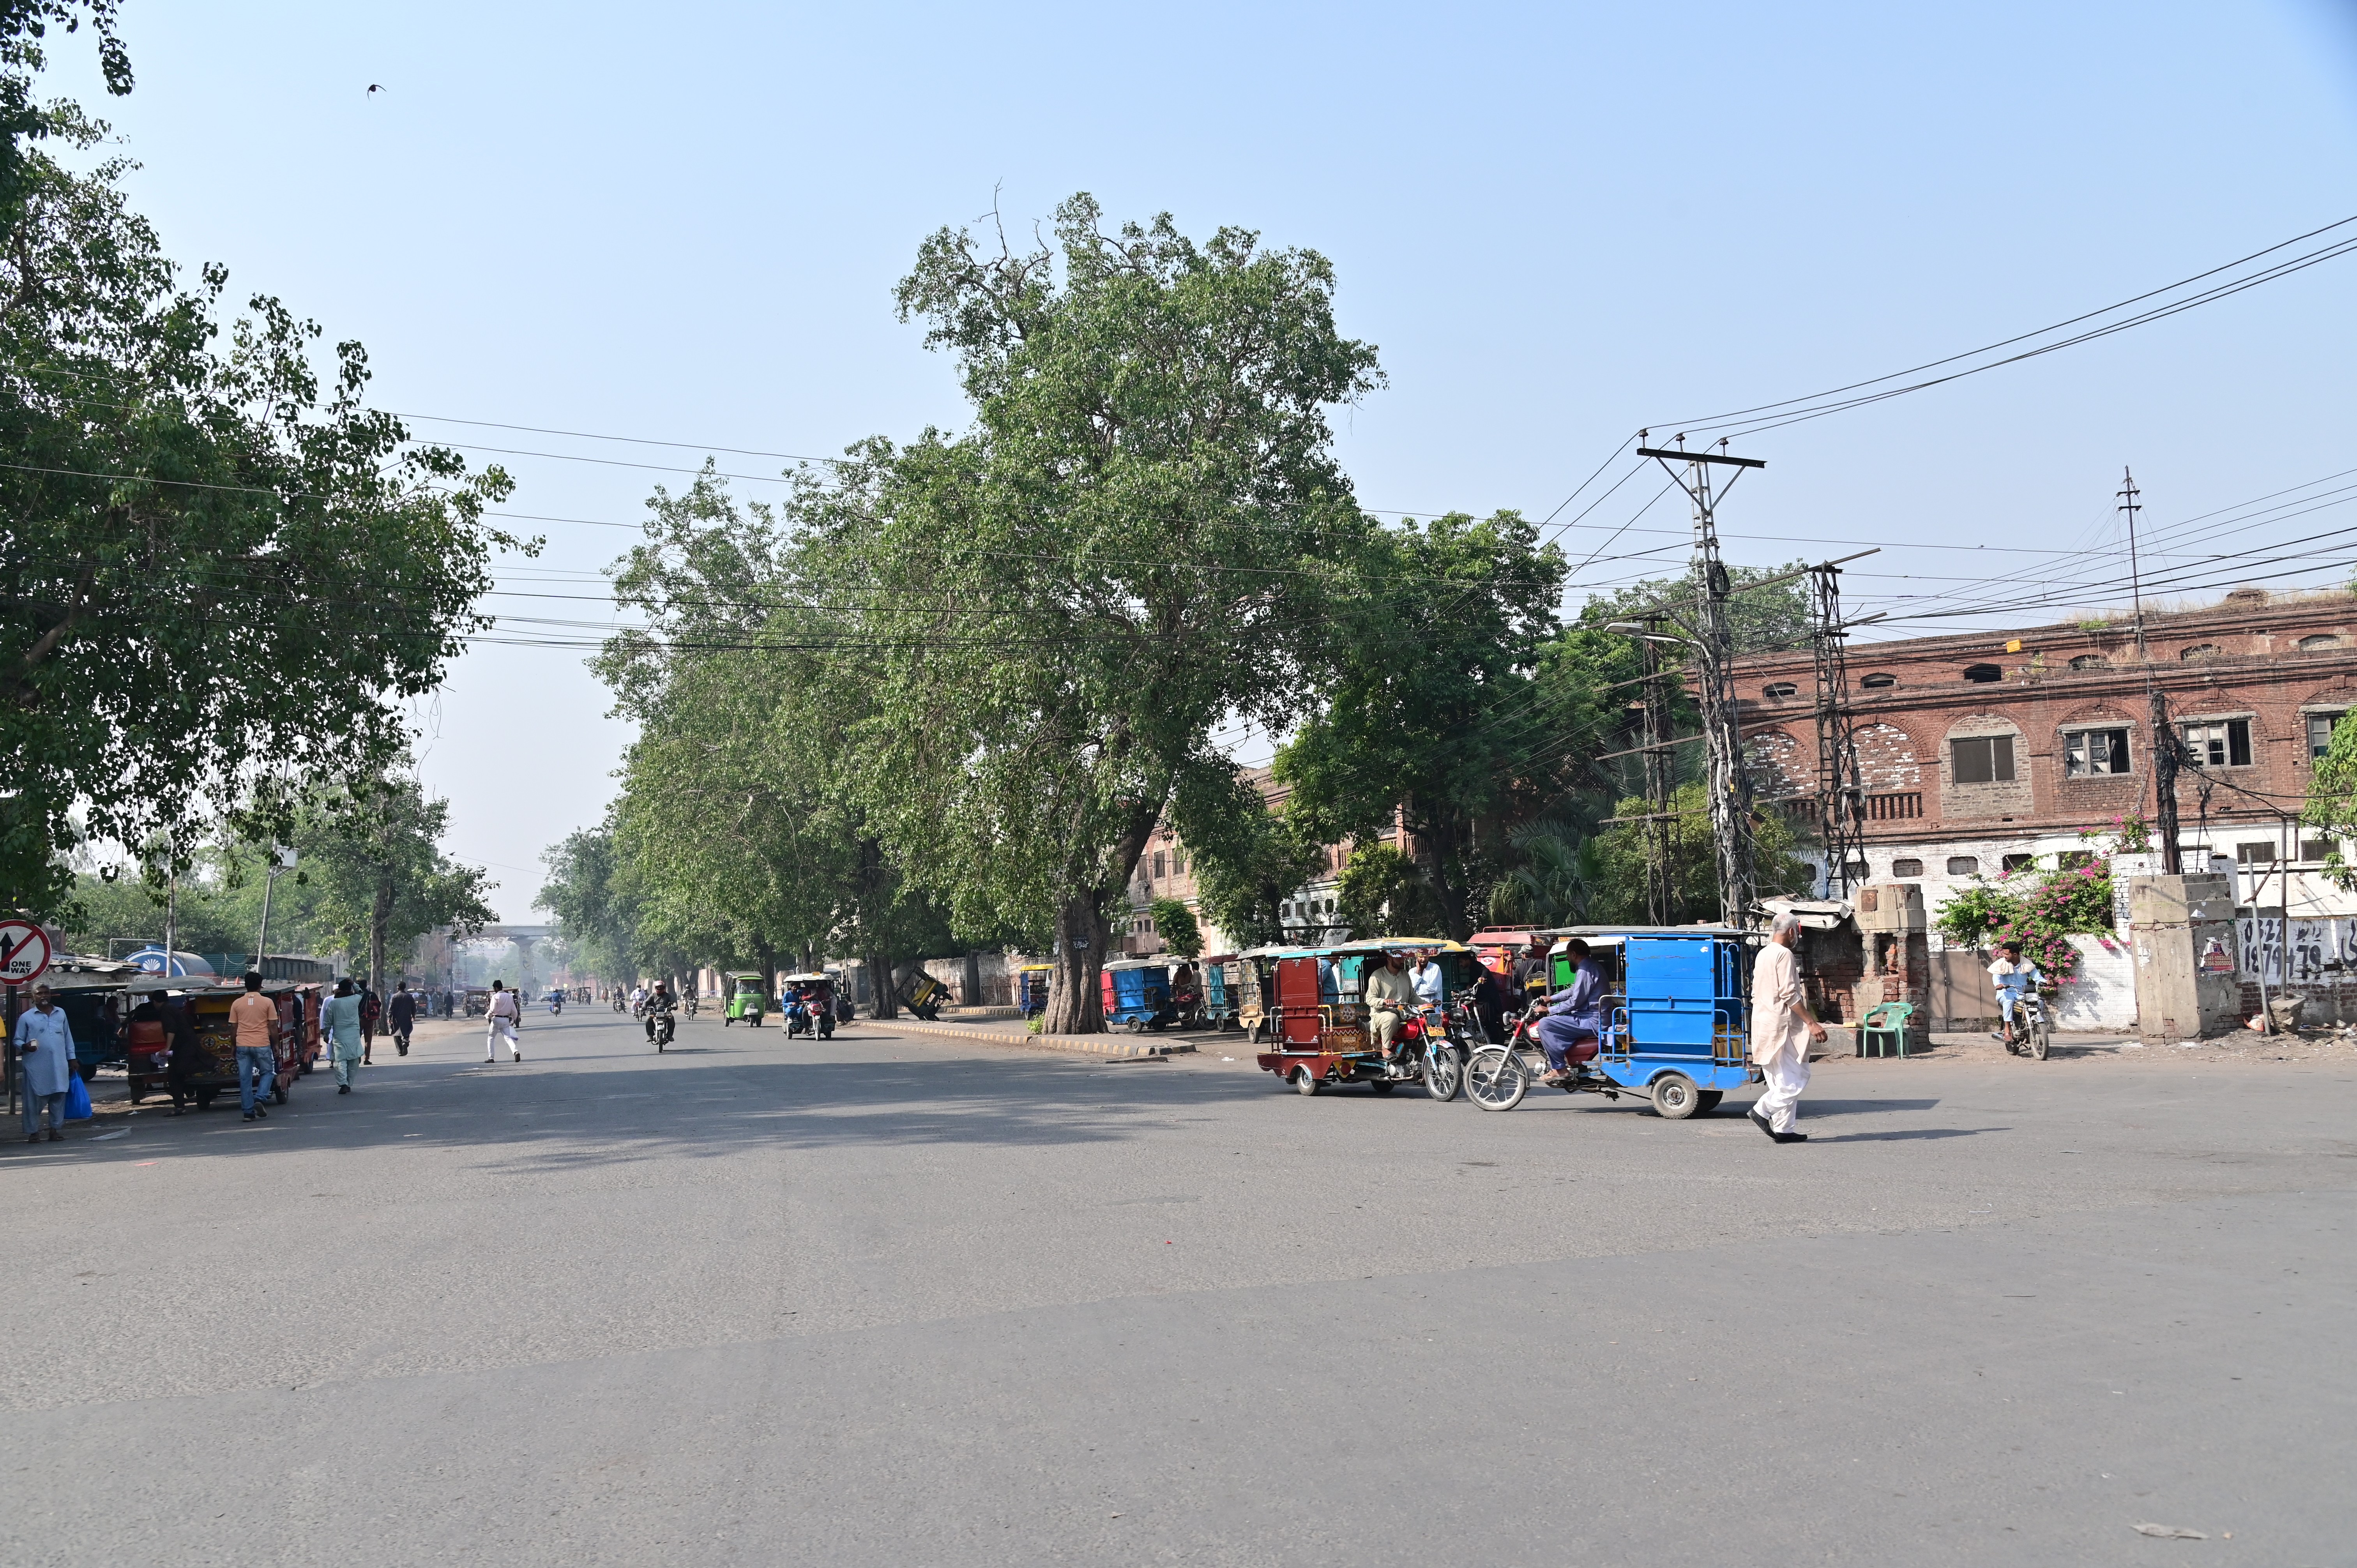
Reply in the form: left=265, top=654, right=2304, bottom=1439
left=0, top=919, right=52, bottom=986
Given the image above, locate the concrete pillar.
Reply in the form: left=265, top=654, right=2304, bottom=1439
left=1855, top=882, right=1931, bottom=1051
left=2128, top=874, right=2242, bottom=1042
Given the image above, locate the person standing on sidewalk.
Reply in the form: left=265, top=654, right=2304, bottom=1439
left=485, top=980, right=523, bottom=1063
left=228, top=971, right=278, bottom=1123
left=14, top=983, right=77, bottom=1142
left=1748, top=913, right=1826, bottom=1144
left=387, top=982, right=417, bottom=1057
left=321, top=978, right=364, bottom=1094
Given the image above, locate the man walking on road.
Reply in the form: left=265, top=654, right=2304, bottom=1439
left=1749, top=912, right=1826, bottom=1144
left=486, top=980, right=523, bottom=1063
left=14, top=983, right=76, bottom=1142
left=229, top=971, right=278, bottom=1122
left=322, top=978, right=364, bottom=1094
left=387, top=982, right=417, bottom=1057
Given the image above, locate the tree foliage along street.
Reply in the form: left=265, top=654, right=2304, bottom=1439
left=823, top=195, right=1382, bottom=1032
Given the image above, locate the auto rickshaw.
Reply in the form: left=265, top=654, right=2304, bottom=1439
left=781, top=972, right=836, bottom=1038
left=723, top=971, right=770, bottom=1027
left=1017, top=963, right=1055, bottom=1019
left=1465, top=929, right=1763, bottom=1118
left=126, top=979, right=304, bottom=1109
left=1232, top=946, right=1294, bottom=1043
left=1190, top=955, right=1234, bottom=1029
left=900, top=971, right=948, bottom=1021
left=1254, top=939, right=1481, bottom=1100
left=1098, top=958, right=1173, bottom=1031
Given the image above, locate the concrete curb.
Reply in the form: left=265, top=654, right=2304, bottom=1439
left=866, top=1017, right=1196, bottom=1060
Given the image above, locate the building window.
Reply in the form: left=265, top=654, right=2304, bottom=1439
left=2308, top=712, right=2345, bottom=759
left=2068, top=654, right=2108, bottom=670
left=1762, top=682, right=1798, bottom=700
left=2300, top=839, right=2336, bottom=863
left=2180, top=717, right=2253, bottom=767
left=1153, top=851, right=1166, bottom=878
left=1890, top=857, right=1924, bottom=877
left=1173, top=848, right=1187, bottom=874
left=2297, top=634, right=2341, bottom=651
left=2235, top=842, right=2274, bottom=865
left=1860, top=672, right=1898, bottom=689
left=2058, top=849, right=2096, bottom=869
left=2000, top=853, right=2035, bottom=873
left=2062, top=727, right=2131, bottom=777
left=2180, top=643, right=2221, bottom=661
left=1962, top=663, right=2003, bottom=683
left=1951, top=734, right=2016, bottom=784
left=1946, top=855, right=1980, bottom=876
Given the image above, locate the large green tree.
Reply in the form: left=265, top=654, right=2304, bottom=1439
left=1274, top=510, right=1569, bottom=938
left=0, top=86, right=518, bottom=913
left=848, top=195, right=1381, bottom=1031
left=295, top=776, right=496, bottom=993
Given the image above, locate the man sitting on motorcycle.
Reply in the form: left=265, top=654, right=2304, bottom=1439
left=1365, top=950, right=1419, bottom=1059
left=642, top=981, right=675, bottom=1043
left=1988, top=942, right=2043, bottom=1052
left=1537, top=939, right=1607, bottom=1086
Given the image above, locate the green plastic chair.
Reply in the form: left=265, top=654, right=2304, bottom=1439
left=1858, top=1001, right=1915, bottom=1058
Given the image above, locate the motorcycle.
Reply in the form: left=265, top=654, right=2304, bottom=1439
left=548, top=994, right=564, bottom=1016
left=612, top=994, right=626, bottom=1014
left=791, top=995, right=834, bottom=1040
left=652, top=1010, right=676, bottom=1052
left=632, top=998, right=648, bottom=1020
left=2005, top=987, right=2054, bottom=1061
left=684, top=995, right=699, bottom=1018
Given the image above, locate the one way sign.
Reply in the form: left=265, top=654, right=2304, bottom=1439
left=0, top=920, right=53, bottom=986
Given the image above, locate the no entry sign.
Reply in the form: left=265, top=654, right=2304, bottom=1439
left=0, top=920, right=52, bottom=986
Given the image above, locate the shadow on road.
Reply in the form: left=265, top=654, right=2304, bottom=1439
left=1806, top=1126, right=2010, bottom=1143
left=12, top=1031, right=1284, bottom=1172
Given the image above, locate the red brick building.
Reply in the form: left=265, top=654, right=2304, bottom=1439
left=1730, top=586, right=2357, bottom=922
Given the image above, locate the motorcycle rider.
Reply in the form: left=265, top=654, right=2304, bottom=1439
left=1988, top=941, right=2043, bottom=1053
left=1365, top=950, right=1419, bottom=1060
left=630, top=982, right=648, bottom=1019
left=1536, top=938, right=1607, bottom=1086
left=643, top=980, right=676, bottom=1045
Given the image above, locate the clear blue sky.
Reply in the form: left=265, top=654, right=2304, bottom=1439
left=46, top=1, right=2357, bottom=917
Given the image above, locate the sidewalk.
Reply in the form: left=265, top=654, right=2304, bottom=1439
left=871, top=1010, right=1200, bottom=1060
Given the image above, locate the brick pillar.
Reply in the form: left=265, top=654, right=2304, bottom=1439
left=1855, top=883, right=1931, bottom=1051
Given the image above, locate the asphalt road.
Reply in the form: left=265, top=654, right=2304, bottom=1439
left=4, top=1007, right=2351, bottom=1567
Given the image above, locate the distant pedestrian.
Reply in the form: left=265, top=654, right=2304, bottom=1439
left=321, top=978, right=364, bottom=1094
left=1748, top=912, right=1827, bottom=1144
left=14, top=983, right=76, bottom=1142
left=485, top=980, right=522, bottom=1063
left=229, top=970, right=279, bottom=1122
left=359, top=983, right=381, bottom=1065
left=388, top=982, right=417, bottom=1057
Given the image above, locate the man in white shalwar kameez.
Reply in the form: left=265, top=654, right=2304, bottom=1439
left=1749, top=912, right=1826, bottom=1144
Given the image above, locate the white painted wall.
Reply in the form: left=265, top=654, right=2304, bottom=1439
left=2051, top=934, right=2138, bottom=1030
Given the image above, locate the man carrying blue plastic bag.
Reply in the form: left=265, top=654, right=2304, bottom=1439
left=14, top=982, right=76, bottom=1143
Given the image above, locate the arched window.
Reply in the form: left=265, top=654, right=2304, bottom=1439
left=1962, top=663, right=2003, bottom=683
left=2068, top=654, right=2107, bottom=670
left=1762, top=682, right=1798, bottom=700
left=2298, top=634, right=2341, bottom=652
left=1860, top=672, right=1898, bottom=688
left=1890, top=858, right=1924, bottom=878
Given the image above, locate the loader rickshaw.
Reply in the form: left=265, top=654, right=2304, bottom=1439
left=1098, top=958, right=1175, bottom=1031
left=782, top=972, right=836, bottom=1039
left=1465, top=929, right=1763, bottom=1118
left=1253, top=940, right=1482, bottom=1101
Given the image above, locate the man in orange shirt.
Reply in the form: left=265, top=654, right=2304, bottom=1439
left=228, top=971, right=279, bottom=1121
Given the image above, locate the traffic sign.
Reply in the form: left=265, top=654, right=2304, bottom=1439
left=0, top=919, right=50, bottom=987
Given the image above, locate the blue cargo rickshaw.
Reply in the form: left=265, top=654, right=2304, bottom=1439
left=1198, top=955, right=1240, bottom=1028
left=1465, top=928, right=1763, bottom=1119
left=1099, top=958, right=1173, bottom=1031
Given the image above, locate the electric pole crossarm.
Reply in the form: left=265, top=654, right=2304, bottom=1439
left=1636, top=447, right=1767, bottom=468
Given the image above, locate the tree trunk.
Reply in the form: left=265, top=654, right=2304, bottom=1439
left=369, top=865, right=392, bottom=999
left=1040, top=893, right=1108, bottom=1034
left=866, top=948, right=898, bottom=1019
left=962, top=949, right=983, bottom=1008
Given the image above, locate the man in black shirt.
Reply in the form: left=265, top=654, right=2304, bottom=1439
left=388, top=983, right=418, bottom=1057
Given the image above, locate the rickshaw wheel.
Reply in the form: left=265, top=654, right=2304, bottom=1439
left=1369, top=1079, right=1396, bottom=1095
left=1650, top=1072, right=1701, bottom=1120
left=1466, top=1047, right=1527, bottom=1112
left=1695, top=1090, right=1724, bottom=1114
left=1290, top=1065, right=1321, bottom=1096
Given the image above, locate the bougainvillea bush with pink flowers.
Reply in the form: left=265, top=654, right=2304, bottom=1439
left=1932, top=858, right=2117, bottom=980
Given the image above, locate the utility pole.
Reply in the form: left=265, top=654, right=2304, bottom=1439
left=1639, top=614, right=1675, bottom=924
left=1639, top=438, right=1764, bottom=927
left=2120, top=467, right=2147, bottom=663
left=1808, top=562, right=1869, bottom=897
